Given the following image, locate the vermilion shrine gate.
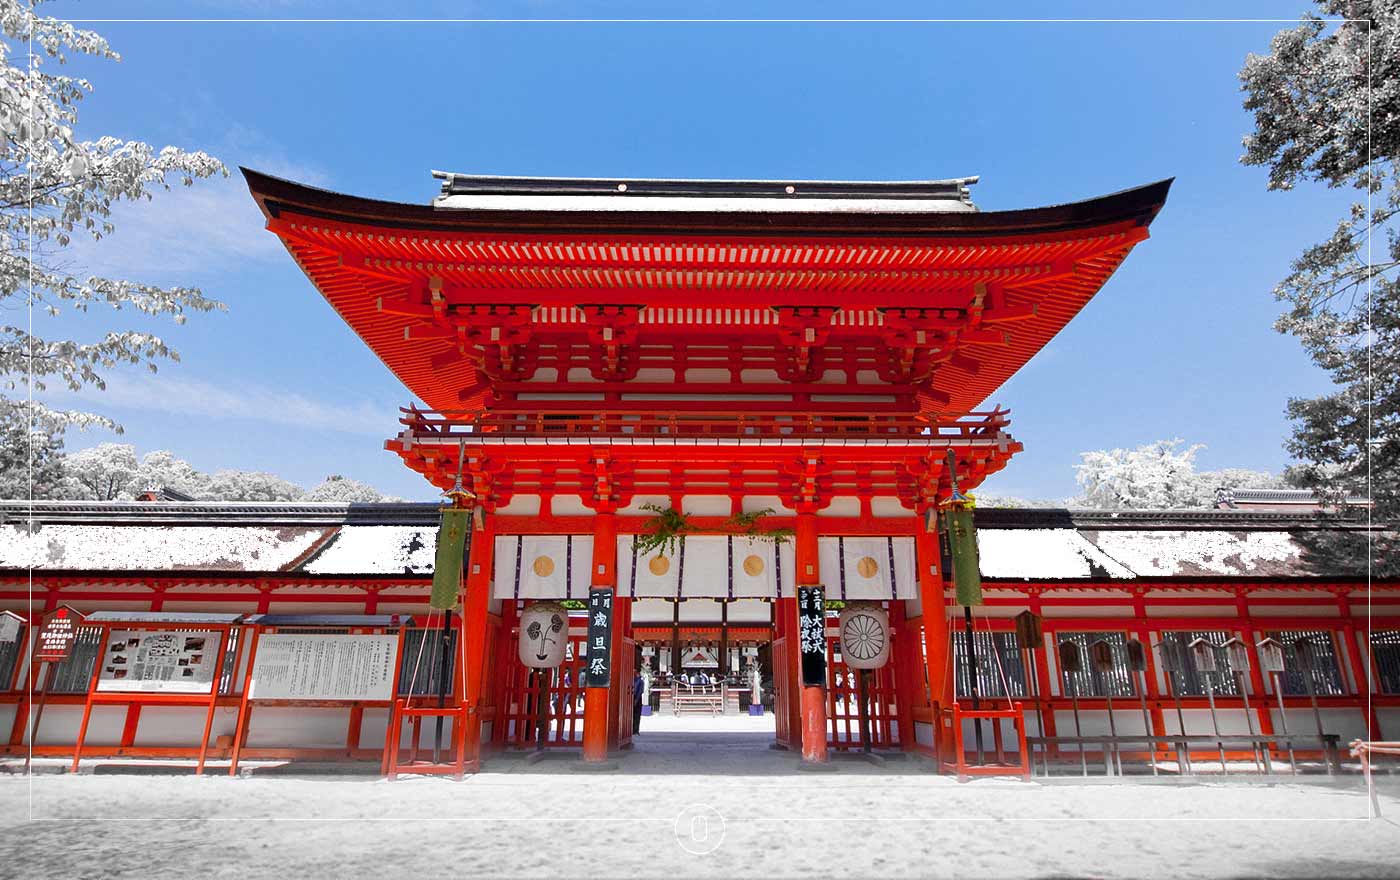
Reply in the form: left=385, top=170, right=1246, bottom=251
left=243, top=168, right=1170, bottom=768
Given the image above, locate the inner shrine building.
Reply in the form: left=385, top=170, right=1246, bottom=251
left=2, top=168, right=1392, bottom=774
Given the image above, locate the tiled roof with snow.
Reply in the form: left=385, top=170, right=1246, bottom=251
left=0, top=523, right=328, bottom=572
left=302, top=526, right=437, bottom=575
left=977, top=529, right=1136, bottom=580
left=0, top=502, right=1380, bottom=581
left=1082, top=530, right=1304, bottom=578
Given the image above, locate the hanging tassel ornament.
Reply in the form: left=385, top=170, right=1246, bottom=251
left=940, top=449, right=983, bottom=608
left=430, top=440, right=477, bottom=611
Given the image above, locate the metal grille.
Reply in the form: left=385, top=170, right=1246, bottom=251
left=1373, top=630, right=1400, bottom=695
left=398, top=628, right=458, bottom=697
left=47, top=627, right=103, bottom=693
left=1267, top=630, right=1346, bottom=696
left=0, top=623, right=24, bottom=690
left=952, top=630, right=1025, bottom=698
left=1056, top=631, right=1136, bottom=698
left=1159, top=631, right=1242, bottom=696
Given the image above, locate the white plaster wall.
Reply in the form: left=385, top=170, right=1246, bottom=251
left=680, top=496, right=732, bottom=516
left=34, top=705, right=124, bottom=746
left=133, top=706, right=241, bottom=747
left=245, top=707, right=353, bottom=749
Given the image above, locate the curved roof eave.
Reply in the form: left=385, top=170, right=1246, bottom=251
left=243, top=168, right=1173, bottom=238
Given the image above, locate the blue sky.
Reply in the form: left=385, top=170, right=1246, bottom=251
left=34, top=2, right=1348, bottom=501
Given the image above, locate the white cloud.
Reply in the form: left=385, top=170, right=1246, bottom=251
left=61, top=150, right=331, bottom=282
left=48, top=373, right=392, bottom=437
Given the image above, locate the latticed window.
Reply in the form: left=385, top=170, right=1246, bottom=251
left=1373, top=630, right=1400, bottom=695
left=1054, top=632, right=1137, bottom=698
left=952, top=630, right=1025, bottom=698
left=1158, top=631, right=1242, bottom=697
left=0, top=621, right=24, bottom=689
left=398, top=628, right=458, bottom=696
left=1265, top=630, right=1347, bottom=696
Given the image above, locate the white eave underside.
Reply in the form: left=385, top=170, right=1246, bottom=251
left=432, top=194, right=979, bottom=214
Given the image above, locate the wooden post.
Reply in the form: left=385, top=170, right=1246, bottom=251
left=914, top=514, right=954, bottom=761
left=461, top=513, right=495, bottom=767
left=70, top=627, right=111, bottom=774
left=582, top=509, right=617, bottom=763
left=229, top=626, right=261, bottom=777
left=795, top=510, right=828, bottom=765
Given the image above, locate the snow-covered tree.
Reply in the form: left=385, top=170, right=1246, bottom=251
left=63, top=441, right=138, bottom=500
left=1240, top=3, right=1398, bottom=575
left=972, top=495, right=1060, bottom=509
left=200, top=469, right=303, bottom=503
left=0, top=398, right=71, bottom=498
left=130, top=449, right=208, bottom=498
left=1072, top=440, right=1282, bottom=509
left=0, top=2, right=226, bottom=440
left=303, top=474, right=384, bottom=503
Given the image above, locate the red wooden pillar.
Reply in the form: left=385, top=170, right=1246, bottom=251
left=914, top=519, right=953, bottom=710
left=1336, top=591, right=1382, bottom=739
left=1235, top=595, right=1277, bottom=738
left=794, top=509, right=828, bottom=764
left=461, top=511, right=495, bottom=767
left=582, top=509, right=618, bottom=763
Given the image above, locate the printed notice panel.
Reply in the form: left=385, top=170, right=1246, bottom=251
left=249, top=633, right=399, bottom=701
left=98, top=630, right=221, bottom=693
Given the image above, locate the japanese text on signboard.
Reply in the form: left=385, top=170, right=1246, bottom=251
left=585, top=588, right=613, bottom=687
left=35, top=610, right=80, bottom=662
left=798, top=587, right=827, bottom=687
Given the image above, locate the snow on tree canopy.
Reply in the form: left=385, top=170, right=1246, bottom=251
left=1085, top=530, right=1303, bottom=578
left=302, top=526, right=437, bottom=575
left=976, top=529, right=1136, bottom=580
left=0, top=524, right=326, bottom=571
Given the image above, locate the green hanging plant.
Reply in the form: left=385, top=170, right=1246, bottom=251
left=724, top=507, right=794, bottom=546
left=633, top=503, right=693, bottom=557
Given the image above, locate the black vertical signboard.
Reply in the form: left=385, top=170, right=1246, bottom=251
left=585, top=588, right=614, bottom=687
left=797, top=587, right=827, bottom=687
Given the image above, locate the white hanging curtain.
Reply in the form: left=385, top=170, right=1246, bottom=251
left=492, top=535, right=594, bottom=599
left=818, top=536, right=918, bottom=600
left=729, top=536, right=780, bottom=598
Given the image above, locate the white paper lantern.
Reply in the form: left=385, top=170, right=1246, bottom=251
left=838, top=602, right=890, bottom=670
left=518, top=602, right=569, bottom=669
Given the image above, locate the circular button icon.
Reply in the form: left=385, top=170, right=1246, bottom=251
left=673, top=803, right=725, bottom=855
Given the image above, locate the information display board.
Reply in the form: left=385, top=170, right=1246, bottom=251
left=97, top=629, right=221, bottom=693
left=35, top=609, right=80, bottom=662
left=249, top=633, right=399, bottom=701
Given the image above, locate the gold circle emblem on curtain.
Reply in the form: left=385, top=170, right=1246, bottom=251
left=856, top=556, right=880, bottom=579
left=532, top=556, right=555, bottom=578
left=649, top=555, right=671, bottom=576
left=742, top=554, right=765, bottom=577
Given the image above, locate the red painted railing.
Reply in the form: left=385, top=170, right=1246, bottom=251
left=399, top=405, right=1013, bottom=441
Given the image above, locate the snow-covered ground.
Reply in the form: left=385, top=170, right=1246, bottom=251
left=5, top=733, right=1400, bottom=879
